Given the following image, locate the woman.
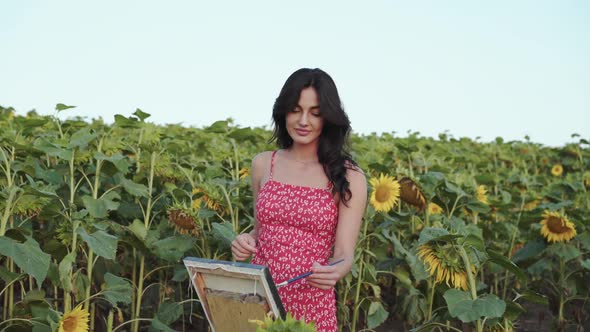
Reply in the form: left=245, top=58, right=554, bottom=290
left=231, top=68, right=367, bottom=332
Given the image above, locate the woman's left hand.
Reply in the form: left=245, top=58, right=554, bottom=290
left=307, top=262, right=342, bottom=290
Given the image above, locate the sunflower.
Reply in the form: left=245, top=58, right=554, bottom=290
left=192, top=187, right=225, bottom=214
left=369, top=174, right=400, bottom=212
left=239, top=167, right=250, bottom=180
left=417, top=243, right=474, bottom=290
left=551, top=164, right=563, bottom=177
left=398, top=177, right=427, bottom=210
left=59, top=305, right=89, bottom=332
left=427, top=202, right=443, bottom=215
left=523, top=199, right=539, bottom=211
left=167, top=205, right=199, bottom=236
left=540, top=210, right=576, bottom=243
left=476, top=185, right=488, bottom=205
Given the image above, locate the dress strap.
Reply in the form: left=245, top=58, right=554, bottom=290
left=269, top=150, right=278, bottom=180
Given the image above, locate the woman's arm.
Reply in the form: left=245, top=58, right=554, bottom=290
left=231, top=152, right=270, bottom=260
left=308, top=167, right=367, bottom=289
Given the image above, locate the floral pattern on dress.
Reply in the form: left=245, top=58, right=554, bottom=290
left=251, top=151, right=339, bottom=332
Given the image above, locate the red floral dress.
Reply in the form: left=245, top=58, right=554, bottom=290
left=251, top=151, right=339, bottom=332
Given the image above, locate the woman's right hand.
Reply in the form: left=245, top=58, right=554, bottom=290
left=231, top=233, right=257, bottom=261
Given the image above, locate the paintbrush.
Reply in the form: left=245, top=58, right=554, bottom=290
left=276, top=259, right=345, bottom=288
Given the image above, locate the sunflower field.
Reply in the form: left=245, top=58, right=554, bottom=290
left=0, top=105, right=589, bottom=332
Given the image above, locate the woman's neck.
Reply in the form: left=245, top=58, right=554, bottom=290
left=286, top=143, right=319, bottom=162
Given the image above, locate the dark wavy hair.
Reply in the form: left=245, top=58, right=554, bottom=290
left=271, top=68, right=357, bottom=204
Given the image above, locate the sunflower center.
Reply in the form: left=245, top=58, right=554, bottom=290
left=375, top=187, right=391, bottom=203
left=432, top=245, right=463, bottom=270
left=62, top=316, right=77, bottom=332
left=546, top=216, right=570, bottom=233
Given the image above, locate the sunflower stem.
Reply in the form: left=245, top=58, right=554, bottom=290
left=558, top=257, right=565, bottom=324
left=84, top=138, right=104, bottom=314
left=502, top=195, right=525, bottom=300
left=7, top=258, right=14, bottom=320
left=427, top=278, right=436, bottom=321
left=351, top=211, right=370, bottom=332
left=458, top=245, right=482, bottom=332
left=447, top=194, right=462, bottom=218
left=132, top=151, right=156, bottom=332
left=107, top=309, right=114, bottom=332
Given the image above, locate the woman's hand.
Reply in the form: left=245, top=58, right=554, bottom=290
left=231, top=233, right=257, bottom=261
left=307, top=261, right=343, bottom=290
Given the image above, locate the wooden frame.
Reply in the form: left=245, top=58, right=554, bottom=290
left=183, top=257, right=286, bottom=332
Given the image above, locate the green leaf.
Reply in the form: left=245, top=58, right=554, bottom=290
left=519, top=290, right=549, bottom=305
left=212, top=222, right=236, bottom=248
left=444, top=290, right=505, bottom=322
left=151, top=236, right=195, bottom=262
left=527, top=257, right=551, bottom=275
left=466, top=200, right=491, bottom=213
left=77, top=228, right=118, bottom=260
left=367, top=301, right=389, bottom=328
left=82, top=193, right=120, bottom=218
left=150, top=318, right=178, bottom=332
left=172, top=264, right=188, bottom=282
left=504, top=300, right=526, bottom=321
left=95, top=152, right=130, bottom=173
left=578, top=232, right=590, bottom=252
left=155, top=301, right=183, bottom=324
left=500, top=190, right=512, bottom=204
left=474, top=173, right=495, bottom=185
left=59, top=252, right=77, bottom=292
left=0, top=265, right=22, bottom=283
left=417, top=227, right=450, bottom=245
left=56, top=103, right=76, bottom=112
left=33, top=138, right=73, bottom=160
left=205, top=120, right=229, bottom=133
left=581, top=259, right=590, bottom=271
left=121, top=177, right=148, bottom=197
left=133, top=108, right=151, bottom=121
left=444, top=289, right=479, bottom=322
left=546, top=243, right=581, bottom=262
left=68, top=128, right=96, bottom=148
left=392, top=266, right=413, bottom=289
left=512, top=239, right=546, bottom=263
left=32, top=324, right=52, bottom=332
left=24, top=289, right=46, bottom=303
left=486, top=250, right=526, bottom=283
left=128, top=219, right=147, bottom=241
left=473, top=294, right=505, bottom=319
left=463, top=234, right=485, bottom=251
left=384, top=229, right=429, bottom=281
left=30, top=301, right=57, bottom=330
left=0, top=236, right=50, bottom=285
left=228, top=127, right=257, bottom=142
left=103, top=273, right=132, bottom=306
left=114, top=114, right=139, bottom=128
left=444, top=181, right=466, bottom=196
left=73, top=270, right=90, bottom=302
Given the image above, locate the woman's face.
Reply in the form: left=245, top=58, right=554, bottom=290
left=286, top=87, right=324, bottom=147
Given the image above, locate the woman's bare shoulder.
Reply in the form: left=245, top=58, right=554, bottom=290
left=251, top=151, right=275, bottom=181
left=345, top=161, right=365, bottom=176
left=252, top=151, right=274, bottom=169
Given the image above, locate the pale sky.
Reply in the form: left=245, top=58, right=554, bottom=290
left=1, top=1, right=589, bottom=146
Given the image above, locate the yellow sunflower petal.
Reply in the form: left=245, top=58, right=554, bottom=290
left=369, top=174, right=400, bottom=212
left=551, top=164, right=563, bottom=177
left=59, top=305, right=89, bottom=332
left=540, top=210, right=576, bottom=243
